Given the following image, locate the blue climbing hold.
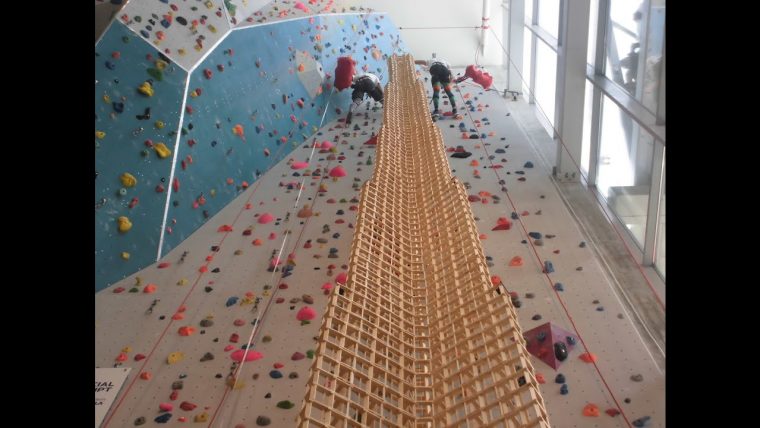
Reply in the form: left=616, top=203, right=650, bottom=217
left=510, top=212, right=519, bottom=220
left=495, top=149, right=505, bottom=153
left=566, top=336, right=576, bottom=345
left=161, top=19, right=171, bottom=28
left=554, top=283, right=564, bottom=291
left=555, top=373, right=565, bottom=383
left=528, top=232, right=542, bottom=239
left=536, top=331, right=547, bottom=342
left=560, top=384, right=569, bottom=395
left=524, top=161, right=534, bottom=168
left=543, top=261, right=554, bottom=273
left=140, top=29, right=150, bottom=38
left=112, top=102, right=124, bottom=113
left=225, top=297, right=239, bottom=307
left=632, top=416, right=651, bottom=427
left=105, top=61, right=115, bottom=70
left=154, top=413, right=172, bottom=423
left=270, top=370, right=283, bottom=379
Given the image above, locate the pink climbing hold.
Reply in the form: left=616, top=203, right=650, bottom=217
left=292, top=161, right=309, bottom=170
left=223, top=345, right=235, bottom=352
left=335, top=272, right=348, bottom=284
left=294, top=1, right=309, bottom=13
left=268, top=232, right=277, bottom=240
left=296, top=306, right=317, bottom=321
left=159, top=403, right=173, bottom=412
left=258, top=213, right=274, bottom=224
left=321, top=141, right=333, bottom=149
left=230, top=349, right=263, bottom=362
left=329, top=165, right=347, bottom=178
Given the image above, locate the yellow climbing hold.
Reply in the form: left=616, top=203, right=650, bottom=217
left=226, top=375, right=245, bottom=389
left=102, top=94, right=111, bottom=103
left=178, top=48, right=186, bottom=56
left=117, top=216, right=132, bottom=233
left=167, top=352, right=184, bottom=365
left=155, top=59, right=168, bottom=70
left=95, top=131, right=106, bottom=139
left=154, top=120, right=165, bottom=129
left=154, top=142, right=171, bottom=159
left=121, top=252, right=130, bottom=260
left=177, top=278, right=188, bottom=286
left=137, top=81, right=154, bottom=97
left=204, top=1, right=213, bottom=9
left=263, top=290, right=271, bottom=297
left=209, top=189, right=216, bottom=197
left=190, top=89, right=200, bottom=98
left=194, top=413, right=209, bottom=423
left=208, top=25, right=217, bottom=33
left=121, top=346, right=132, bottom=353
left=120, top=172, right=137, bottom=187
left=240, top=296, right=255, bottom=305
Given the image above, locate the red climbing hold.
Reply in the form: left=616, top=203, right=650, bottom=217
left=158, top=262, right=170, bottom=269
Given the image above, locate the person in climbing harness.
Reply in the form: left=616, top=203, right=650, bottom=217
left=415, top=58, right=458, bottom=116
left=346, top=72, right=383, bottom=125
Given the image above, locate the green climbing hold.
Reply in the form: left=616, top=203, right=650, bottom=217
left=301, top=320, right=311, bottom=326
left=262, top=335, right=272, bottom=343
left=306, top=350, right=315, bottom=359
left=276, top=400, right=295, bottom=409
left=129, top=287, right=139, bottom=293
left=147, top=68, right=163, bottom=81
left=181, top=128, right=188, bottom=136
left=122, top=36, right=130, bottom=43
left=366, top=156, right=372, bottom=165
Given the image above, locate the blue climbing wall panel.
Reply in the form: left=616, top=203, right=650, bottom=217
left=95, top=13, right=405, bottom=292
left=95, top=22, right=188, bottom=292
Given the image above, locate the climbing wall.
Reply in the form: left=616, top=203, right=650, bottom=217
left=160, top=12, right=403, bottom=261
left=95, top=22, right=188, bottom=292
left=118, top=0, right=233, bottom=71
left=95, top=11, right=406, bottom=291
left=94, top=65, right=663, bottom=428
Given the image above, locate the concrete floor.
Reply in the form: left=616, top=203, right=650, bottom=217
left=95, top=67, right=665, bottom=427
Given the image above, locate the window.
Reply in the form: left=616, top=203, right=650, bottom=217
left=535, top=40, right=557, bottom=129
left=538, top=0, right=560, bottom=39
left=597, top=95, right=655, bottom=249
left=587, top=0, right=599, bottom=66
left=522, top=25, right=533, bottom=96
left=654, top=154, right=665, bottom=278
left=604, top=0, right=645, bottom=97
left=642, top=1, right=665, bottom=114
left=581, top=80, right=594, bottom=175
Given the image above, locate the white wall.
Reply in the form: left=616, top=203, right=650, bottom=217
left=350, top=0, right=505, bottom=67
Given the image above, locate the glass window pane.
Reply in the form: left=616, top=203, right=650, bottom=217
left=538, top=0, right=560, bottom=39
left=604, top=0, right=645, bottom=97
left=642, top=1, right=665, bottom=113
left=581, top=80, right=594, bottom=175
left=526, top=0, right=534, bottom=25
left=535, top=40, right=557, bottom=128
left=522, top=26, right=533, bottom=96
left=587, top=0, right=599, bottom=66
left=655, top=155, right=665, bottom=278
left=597, top=95, right=654, bottom=250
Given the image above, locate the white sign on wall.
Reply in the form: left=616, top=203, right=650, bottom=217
left=95, top=367, right=131, bottom=428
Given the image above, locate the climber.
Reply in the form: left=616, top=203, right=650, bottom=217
left=346, top=72, right=383, bottom=125
left=414, top=58, right=457, bottom=116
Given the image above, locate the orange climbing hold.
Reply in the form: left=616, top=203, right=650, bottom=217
left=252, top=239, right=262, bottom=246
left=509, top=256, right=523, bottom=266
left=579, top=352, right=598, bottom=363
left=490, top=275, right=502, bottom=286
left=582, top=403, right=600, bottom=417
left=172, top=313, right=184, bottom=320
left=140, top=372, right=152, bottom=380
left=178, top=326, right=195, bottom=336
left=535, top=373, right=546, bottom=384
left=143, top=284, right=157, bottom=293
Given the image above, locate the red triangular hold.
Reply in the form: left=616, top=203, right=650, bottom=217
left=523, top=322, right=579, bottom=370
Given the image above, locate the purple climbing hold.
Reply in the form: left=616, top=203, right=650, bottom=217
left=554, top=283, right=564, bottom=291
left=511, top=212, right=519, bottom=220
